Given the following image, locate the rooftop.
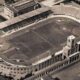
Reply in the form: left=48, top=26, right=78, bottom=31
left=8, top=0, right=41, bottom=16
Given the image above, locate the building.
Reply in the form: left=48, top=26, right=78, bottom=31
left=2, top=0, right=42, bottom=19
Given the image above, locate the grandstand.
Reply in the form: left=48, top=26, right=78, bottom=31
left=0, top=16, right=80, bottom=80
left=0, top=7, right=52, bottom=34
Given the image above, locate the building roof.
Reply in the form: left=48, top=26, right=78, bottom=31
left=8, top=0, right=41, bottom=15
left=0, top=16, right=80, bottom=66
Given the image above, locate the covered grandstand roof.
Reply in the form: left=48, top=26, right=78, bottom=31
left=0, top=7, right=50, bottom=29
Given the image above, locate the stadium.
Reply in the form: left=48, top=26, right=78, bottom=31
left=0, top=0, right=80, bottom=80
left=0, top=12, right=80, bottom=80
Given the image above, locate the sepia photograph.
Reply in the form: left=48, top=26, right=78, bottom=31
left=0, top=0, right=79, bottom=80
